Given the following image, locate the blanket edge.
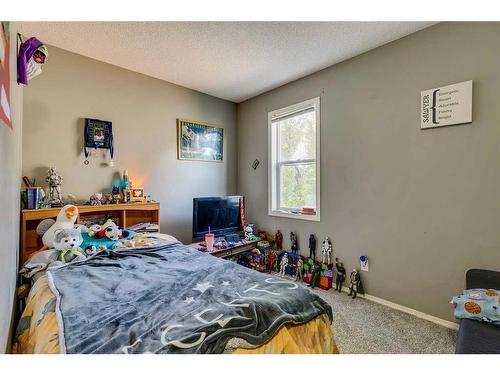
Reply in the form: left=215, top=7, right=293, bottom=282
left=46, top=270, right=67, bottom=354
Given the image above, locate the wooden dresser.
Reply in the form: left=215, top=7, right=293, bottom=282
left=20, top=202, right=160, bottom=264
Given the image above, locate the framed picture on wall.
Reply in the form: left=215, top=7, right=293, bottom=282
left=177, top=119, right=223, bottom=162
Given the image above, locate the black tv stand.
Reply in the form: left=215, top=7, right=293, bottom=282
left=188, top=238, right=260, bottom=258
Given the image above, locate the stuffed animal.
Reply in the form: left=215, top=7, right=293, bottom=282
left=93, top=219, right=129, bottom=241
left=87, top=224, right=102, bottom=237
left=53, top=228, right=86, bottom=264
left=102, top=194, right=113, bottom=205
left=38, top=205, right=79, bottom=249
left=113, top=234, right=158, bottom=250
left=84, top=244, right=107, bottom=256
left=89, top=193, right=103, bottom=206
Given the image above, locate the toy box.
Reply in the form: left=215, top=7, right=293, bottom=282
left=323, top=269, right=333, bottom=278
left=318, top=276, right=332, bottom=290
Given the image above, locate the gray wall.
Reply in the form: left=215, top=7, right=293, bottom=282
left=237, top=22, right=500, bottom=321
left=23, top=46, right=237, bottom=243
left=0, top=22, right=23, bottom=352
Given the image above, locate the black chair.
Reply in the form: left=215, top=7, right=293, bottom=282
left=455, top=269, right=500, bottom=354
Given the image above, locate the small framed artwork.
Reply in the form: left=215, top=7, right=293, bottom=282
left=177, top=119, right=223, bottom=162
left=131, top=188, right=145, bottom=202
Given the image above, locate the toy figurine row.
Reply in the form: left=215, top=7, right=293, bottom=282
left=231, top=228, right=364, bottom=298
left=25, top=167, right=154, bottom=209
left=277, top=252, right=364, bottom=298
left=275, top=230, right=333, bottom=265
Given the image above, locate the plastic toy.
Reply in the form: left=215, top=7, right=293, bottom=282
left=46, top=167, right=63, bottom=207
left=295, top=257, right=304, bottom=281
left=290, top=232, right=298, bottom=254
left=279, top=253, right=289, bottom=277
left=309, top=234, right=316, bottom=259
left=321, top=236, right=332, bottom=264
left=335, top=260, right=346, bottom=293
left=348, top=269, right=362, bottom=299
left=307, top=262, right=321, bottom=289
left=244, top=225, right=254, bottom=240
left=267, top=249, right=277, bottom=273
left=275, top=229, right=283, bottom=252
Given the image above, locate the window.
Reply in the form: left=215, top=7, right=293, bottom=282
left=268, top=97, right=320, bottom=221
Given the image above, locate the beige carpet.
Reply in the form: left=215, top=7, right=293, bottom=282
left=308, top=285, right=457, bottom=354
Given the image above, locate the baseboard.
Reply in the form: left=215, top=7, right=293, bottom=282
left=278, top=273, right=459, bottom=331
left=358, top=292, right=459, bottom=331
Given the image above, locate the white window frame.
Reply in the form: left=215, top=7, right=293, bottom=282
left=268, top=97, right=321, bottom=222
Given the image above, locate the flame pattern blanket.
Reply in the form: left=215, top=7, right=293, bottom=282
left=45, top=239, right=332, bottom=354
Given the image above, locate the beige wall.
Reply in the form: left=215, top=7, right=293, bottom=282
left=23, top=46, right=237, bottom=244
left=237, top=22, right=500, bottom=321
left=0, top=22, right=23, bottom=352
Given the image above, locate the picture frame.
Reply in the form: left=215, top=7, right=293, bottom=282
left=177, top=119, right=223, bottom=162
left=131, top=188, right=145, bottom=202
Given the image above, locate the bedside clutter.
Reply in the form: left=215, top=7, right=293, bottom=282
left=455, top=269, right=500, bottom=354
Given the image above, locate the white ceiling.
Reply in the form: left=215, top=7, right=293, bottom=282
left=22, top=22, right=435, bottom=103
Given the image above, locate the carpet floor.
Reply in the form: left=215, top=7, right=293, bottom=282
left=308, top=285, right=457, bottom=354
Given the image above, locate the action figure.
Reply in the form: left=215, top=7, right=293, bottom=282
left=244, top=225, right=254, bottom=241
left=321, top=236, right=332, bottom=264
left=348, top=269, right=362, bottom=299
left=335, top=261, right=346, bottom=293
left=309, top=234, right=316, bottom=260
left=279, top=253, right=289, bottom=277
left=275, top=230, right=283, bottom=252
left=307, top=262, right=320, bottom=289
left=295, top=257, right=304, bottom=281
left=46, top=167, right=63, bottom=207
left=267, top=249, right=277, bottom=273
left=290, top=232, right=298, bottom=254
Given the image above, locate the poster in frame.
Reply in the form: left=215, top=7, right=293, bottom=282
left=177, top=118, right=223, bottom=162
left=0, top=21, right=12, bottom=129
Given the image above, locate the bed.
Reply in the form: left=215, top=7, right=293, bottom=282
left=14, top=234, right=337, bottom=354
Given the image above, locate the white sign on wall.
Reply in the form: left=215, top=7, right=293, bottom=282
left=421, top=80, right=472, bottom=129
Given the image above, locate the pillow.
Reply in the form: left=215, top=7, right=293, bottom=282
left=81, top=230, right=137, bottom=251
left=452, top=288, right=500, bottom=325
left=20, top=249, right=59, bottom=279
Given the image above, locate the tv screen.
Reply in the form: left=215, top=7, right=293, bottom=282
left=193, top=196, right=243, bottom=241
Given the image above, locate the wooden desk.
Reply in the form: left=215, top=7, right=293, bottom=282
left=189, top=239, right=259, bottom=258
left=20, top=202, right=160, bottom=264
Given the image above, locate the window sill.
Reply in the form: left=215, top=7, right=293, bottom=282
left=268, top=210, right=320, bottom=222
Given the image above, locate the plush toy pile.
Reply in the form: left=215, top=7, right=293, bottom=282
left=36, top=206, right=134, bottom=264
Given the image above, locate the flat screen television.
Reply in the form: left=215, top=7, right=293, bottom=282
left=193, top=196, right=243, bottom=241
